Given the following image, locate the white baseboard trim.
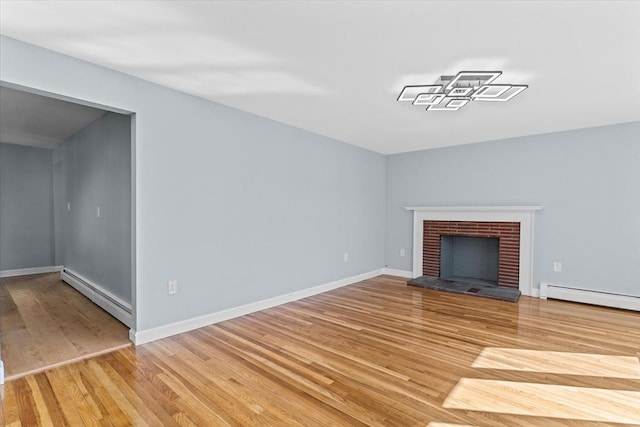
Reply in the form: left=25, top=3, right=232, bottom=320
left=61, top=268, right=133, bottom=327
left=382, top=268, right=414, bottom=278
left=130, top=268, right=384, bottom=345
left=0, top=265, right=63, bottom=278
left=540, top=282, right=639, bottom=311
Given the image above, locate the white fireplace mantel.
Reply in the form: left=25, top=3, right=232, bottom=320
left=406, top=206, right=543, bottom=296
left=406, top=206, right=543, bottom=212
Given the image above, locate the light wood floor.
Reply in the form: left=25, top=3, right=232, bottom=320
left=1, top=275, right=639, bottom=426
left=0, top=272, right=131, bottom=380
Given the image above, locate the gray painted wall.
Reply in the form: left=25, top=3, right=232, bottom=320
left=0, top=36, right=386, bottom=331
left=386, top=122, right=640, bottom=297
left=0, top=143, right=54, bottom=270
left=54, top=112, right=132, bottom=303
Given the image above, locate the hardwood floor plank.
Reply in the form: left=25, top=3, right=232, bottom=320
left=41, top=369, right=86, bottom=427
left=159, top=334, right=307, bottom=426
left=146, top=342, right=271, bottom=426
left=85, top=359, right=151, bottom=426
left=1, top=328, right=46, bottom=378
left=178, top=331, right=353, bottom=426
left=240, top=311, right=473, bottom=423
left=33, top=373, right=73, bottom=426
left=54, top=364, right=103, bottom=427
left=190, top=329, right=373, bottom=426
left=12, top=377, right=40, bottom=426
left=83, top=364, right=130, bottom=426
left=1, top=382, right=23, bottom=427
left=2, top=275, right=639, bottom=426
left=0, top=273, right=130, bottom=380
left=100, top=352, right=181, bottom=426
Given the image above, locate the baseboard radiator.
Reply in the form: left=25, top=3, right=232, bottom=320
left=540, top=282, right=639, bottom=311
left=61, top=268, right=133, bottom=327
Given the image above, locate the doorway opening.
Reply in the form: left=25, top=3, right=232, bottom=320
left=0, top=82, right=136, bottom=381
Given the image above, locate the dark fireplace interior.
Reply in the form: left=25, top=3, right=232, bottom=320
left=439, top=235, right=499, bottom=286
left=424, top=220, right=520, bottom=288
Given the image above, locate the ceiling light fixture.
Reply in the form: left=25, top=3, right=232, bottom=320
left=397, top=71, right=527, bottom=111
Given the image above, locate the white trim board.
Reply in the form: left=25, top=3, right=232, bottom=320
left=130, top=268, right=384, bottom=345
left=540, top=282, right=640, bottom=311
left=406, top=206, right=543, bottom=212
left=0, top=265, right=63, bottom=278
left=61, top=268, right=133, bottom=327
left=406, top=206, right=542, bottom=297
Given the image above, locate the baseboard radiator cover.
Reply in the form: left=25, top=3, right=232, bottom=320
left=540, top=282, right=639, bottom=311
left=61, top=268, right=133, bottom=327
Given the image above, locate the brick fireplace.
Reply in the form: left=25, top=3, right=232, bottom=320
left=423, top=220, right=520, bottom=288
left=406, top=206, right=542, bottom=296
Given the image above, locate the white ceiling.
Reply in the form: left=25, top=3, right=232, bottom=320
left=0, top=86, right=106, bottom=149
left=1, top=1, right=639, bottom=154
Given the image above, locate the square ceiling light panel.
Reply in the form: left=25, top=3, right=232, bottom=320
left=413, top=93, right=446, bottom=106
left=472, top=85, right=528, bottom=101
left=398, top=71, right=527, bottom=111
left=397, top=85, right=443, bottom=102
left=428, top=98, right=470, bottom=111
left=471, top=85, right=511, bottom=99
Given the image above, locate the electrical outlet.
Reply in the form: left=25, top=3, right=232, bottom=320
left=67, top=201, right=71, bottom=212
left=168, top=280, right=178, bottom=295
left=553, top=262, right=562, bottom=272
left=400, top=248, right=405, bottom=257
left=96, top=206, right=101, bottom=218
left=344, top=252, right=349, bottom=262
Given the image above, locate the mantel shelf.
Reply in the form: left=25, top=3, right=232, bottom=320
left=406, top=206, right=543, bottom=212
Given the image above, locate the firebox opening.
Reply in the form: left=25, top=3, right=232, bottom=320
left=440, top=235, right=499, bottom=286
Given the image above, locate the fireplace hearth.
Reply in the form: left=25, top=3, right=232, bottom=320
left=407, top=275, right=521, bottom=302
